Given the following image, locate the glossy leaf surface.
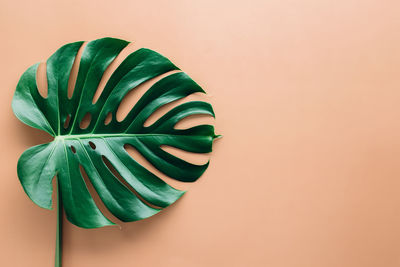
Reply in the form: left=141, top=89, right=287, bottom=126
left=12, top=37, right=217, bottom=228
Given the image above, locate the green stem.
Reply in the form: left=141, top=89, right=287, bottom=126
left=55, top=180, right=63, bottom=267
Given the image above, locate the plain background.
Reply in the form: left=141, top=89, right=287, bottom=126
left=1, top=0, right=400, bottom=266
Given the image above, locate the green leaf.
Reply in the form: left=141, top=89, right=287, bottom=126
left=12, top=37, right=218, bottom=229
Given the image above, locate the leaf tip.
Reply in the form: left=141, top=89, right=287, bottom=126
left=214, top=134, right=222, bottom=140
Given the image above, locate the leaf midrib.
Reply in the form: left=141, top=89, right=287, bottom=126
left=54, top=133, right=205, bottom=141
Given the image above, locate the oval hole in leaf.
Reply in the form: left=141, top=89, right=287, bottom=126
left=63, top=114, right=71, bottom=129
left=79, top=113, right=92, bottom=129
left=116, top=70, right=181, bottom=122
left=104, top=112, right=112, bottom=125
left=88, top=141, right=96, bottom=150
left=70, top=145, right=76, bottom=154
left=67, top=42, right=87, bottom=99
left=36, top=62, right=48, bottom=98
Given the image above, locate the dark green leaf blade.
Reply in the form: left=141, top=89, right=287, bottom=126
left=13, top=37, right=218, bottom=228
left=17, top=142, right=58, bottom=209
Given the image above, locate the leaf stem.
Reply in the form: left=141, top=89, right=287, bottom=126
left=55, top=179, right=63, bottom=267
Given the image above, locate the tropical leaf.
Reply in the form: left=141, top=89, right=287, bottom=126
left=12, top=37, right=218, bottom=229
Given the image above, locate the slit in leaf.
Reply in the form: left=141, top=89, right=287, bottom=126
left=174, top=114, right=215, bottom=130
left=36, top=62, right=48, bottom=98
left=78, top=165, right=119, bottom=226
left=101, top=155, right=162, bottom=209
left=63, top=114, right=71, bottom=129
left=79, top=113, right=92, bottom=129
left=161, top=145, right=210, bottom=165
left=116, top=70, right=181, bottom=122
left=92, top=43, right=139, bottom=104
left=123, top=144, right=182, bottom=189
left=104, top=112, right=112, bottom=125
left=68, top=42, right=87, bottom=99
left=143, top=92, right=205, bottom=127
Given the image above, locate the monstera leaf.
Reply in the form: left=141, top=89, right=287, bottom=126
left=12, top=37, right=218, bottom=266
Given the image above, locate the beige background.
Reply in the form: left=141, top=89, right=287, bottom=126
left=1, top=0, right=400, bottom=266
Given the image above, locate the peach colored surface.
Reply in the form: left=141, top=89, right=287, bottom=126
left=1, top=0, right=400, bottom=266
